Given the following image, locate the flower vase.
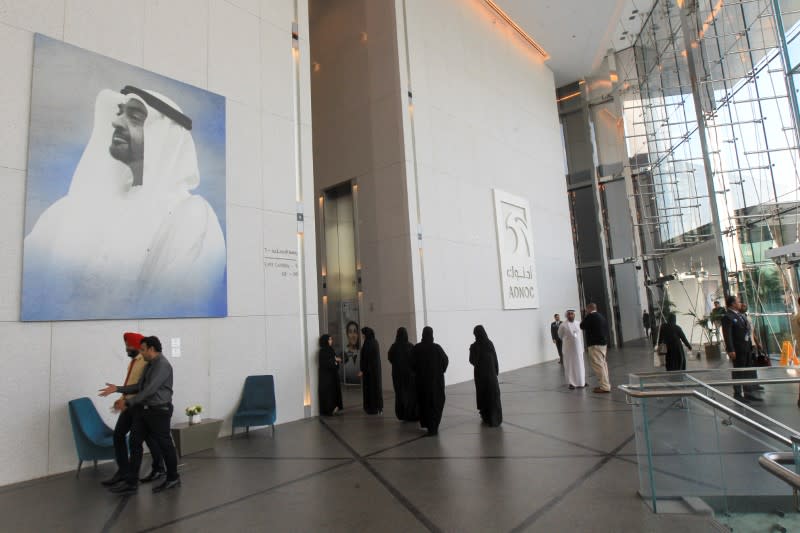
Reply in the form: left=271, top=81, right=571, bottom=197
left=189, top=414, right=202, bottom=425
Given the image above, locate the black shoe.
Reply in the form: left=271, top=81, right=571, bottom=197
left=568, top=384, right=575, bottom=390
left=140, top=469, right=165, bottom=483
left=152, top=478, right=181, bottom=493
left=109, top=483, right=137, bottom=495
left=101, top=472, right=124, bottom=487
left=733, top=394, right=750, bottom=403
left=744, top=394, right=763, bottom=402
left=754, top=385, right=765, bottom=391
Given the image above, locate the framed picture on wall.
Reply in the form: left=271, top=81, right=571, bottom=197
left=21, top=35, right=227, bottom=321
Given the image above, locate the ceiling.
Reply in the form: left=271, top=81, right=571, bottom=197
left=493, top=0, right=655, bottom=87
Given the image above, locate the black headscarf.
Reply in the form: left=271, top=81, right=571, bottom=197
left=362, top=327, right=375, bottom=340
left=473, top=325, right=490, bottom=345
left=395, top=327, right=409, bottom=344
left=319, top=334, right=331, bottom=348
left=421, top=326, right=434, bottom=343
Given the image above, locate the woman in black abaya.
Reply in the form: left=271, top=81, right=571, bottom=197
left=388, top=327, right=418, bottom=421
left=359, top=327, right=383, bottom=415
left=469, top=325, right=503, bottom=427
left=412, top=326, right=449, bottom=436
left=318, top=334, right=342, bottom=416
left=657, top=313, right=692, bottom=371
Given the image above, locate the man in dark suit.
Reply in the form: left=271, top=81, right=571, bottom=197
left=721, top=295, right=761, bottom=402
left=551, top=313, right=563, bottom=364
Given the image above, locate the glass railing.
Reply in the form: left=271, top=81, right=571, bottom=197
left=623, top=367, right=800, bottom=529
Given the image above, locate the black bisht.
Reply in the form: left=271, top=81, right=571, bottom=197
left=317, top=334, right=343, bottom=416
left=469, top=325, right=503, bottom=427
left=412, top=326, right=449, bottom=435
left=388, top=327, right=418, bottom=421
left=360, top=327, right=383, bottom=414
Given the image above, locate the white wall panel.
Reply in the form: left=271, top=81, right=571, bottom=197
left=208, top=316, right=268, bottom=431
left=143, top=0, right=209, bottom=88
left=261, top=112, right=296, bottom=214
left=260, top=0, right=294, bottom=33
left=0, top=168, right=25, bottom=321
left=226, top=205, right=267, bottom=317
left=265, top=314, right=306, bottom=422
left=228, top=100, right=264, bottom=209
left=0, top=0, right=64, bottom=37
left=260, top=21, right=294, bottom=120
left=0, top=322, right=51, bottom=485
left=64, top=0, right=144, bottom=67
left=399, top=0, right=579, bottom=374
left=208, top=0, right=260, bottom=107
left=0, top=23, right=32, bottom=171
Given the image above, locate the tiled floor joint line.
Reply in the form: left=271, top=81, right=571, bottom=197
left=134, top=460, right=354, bottom=532
left=319, top=418, right=443, bottom=533
left=502, top=420, right=610, bottom=456
left=508, top=433, right=637, bottom=532
left=614, top=455, right=724, bottom=491
left=101, top=494, right=130, bottom=533
left=188, top=455, right=351, bottom=461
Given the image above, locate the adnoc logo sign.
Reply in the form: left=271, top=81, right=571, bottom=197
left=493, top=189, right=539, bottom=310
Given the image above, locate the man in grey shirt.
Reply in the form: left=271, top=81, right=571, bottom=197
left=100, top=336, right=181, bottom=494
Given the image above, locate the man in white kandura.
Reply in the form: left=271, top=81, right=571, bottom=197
left=23, top=86, right=225, bottom=320
left=559, top=309, right=586, bottom=390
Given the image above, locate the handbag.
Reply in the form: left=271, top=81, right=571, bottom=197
left=658, top=343, right=668, bottom=355
left=653, top=347, right=664, bottom=367
left=755, top=350, right=772, bottom=367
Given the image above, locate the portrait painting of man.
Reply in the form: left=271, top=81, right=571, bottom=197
left=21, top=35, right=227, bottom=321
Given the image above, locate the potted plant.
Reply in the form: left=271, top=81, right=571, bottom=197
left=186, top=404, right=203, bottom=425
left=688, top=311, right=722, bottom=360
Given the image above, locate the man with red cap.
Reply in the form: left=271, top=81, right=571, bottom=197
left=101, top=332, right=165, bottom=488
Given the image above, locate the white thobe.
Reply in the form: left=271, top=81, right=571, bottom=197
left=559, top=321, right=586, bottom=387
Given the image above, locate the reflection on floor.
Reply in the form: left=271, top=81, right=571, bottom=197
left=0, top=341, right=732, bottom=532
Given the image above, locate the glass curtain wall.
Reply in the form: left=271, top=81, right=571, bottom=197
left=621, top=0, right=800, bottom=352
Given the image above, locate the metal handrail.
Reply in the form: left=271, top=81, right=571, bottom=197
left=617, top=386, right=792, bottom=446
left=624, top=377, right=800, bottom=389
left=628, top=366, right=795, bottom=378
left=759, top=452, right=800, bottom=491
left=684, top=375, right=800, bottom=438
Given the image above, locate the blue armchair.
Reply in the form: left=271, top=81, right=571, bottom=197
left=232, top=375, right=277, bottom=437
left=68, top=397, right=116, bottom=478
